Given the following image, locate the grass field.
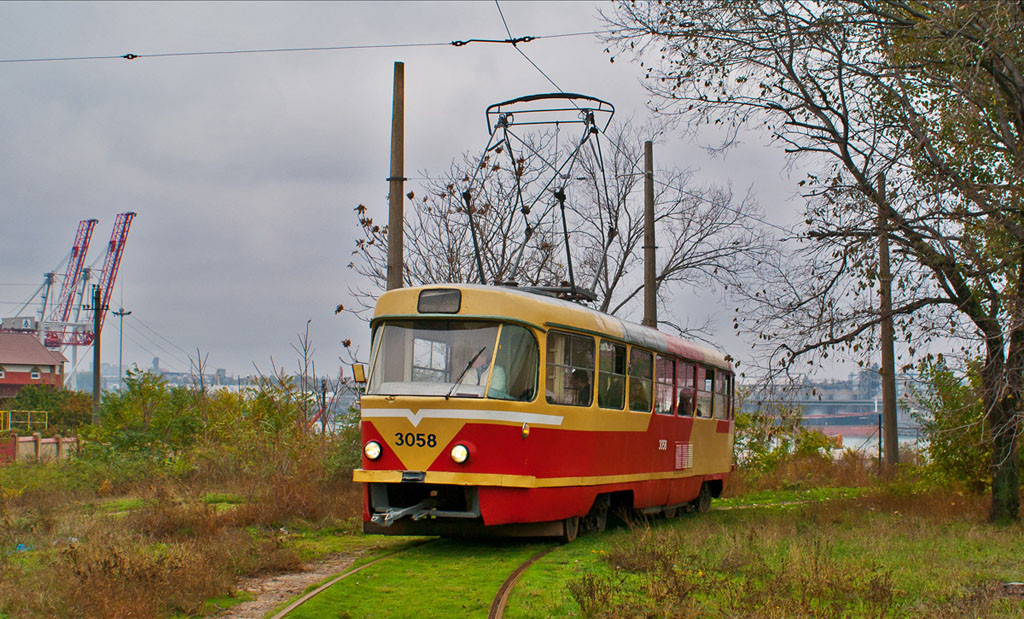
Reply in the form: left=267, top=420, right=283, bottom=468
left=4, top=447, right=1023, bottom=617
left=283, top=486, right=1024, bottom=618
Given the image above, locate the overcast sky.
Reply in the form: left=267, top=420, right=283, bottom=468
left=0, top=1, right=806, bottom=381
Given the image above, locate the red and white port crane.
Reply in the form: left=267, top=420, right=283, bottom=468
left=41, top=218, right=98, bottom=347
left=41, top=212, right=136, bottom=348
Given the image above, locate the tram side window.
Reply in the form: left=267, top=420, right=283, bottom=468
left=546, top=332, right=595, bottom=406
left=655, top=355, right=675, bottom=415
left=490, top=325, right=539, bottom=401
left=629, top=348, right=654, bottom=413
left=598, top=341, right=627, bottom=410
left=714, top=371, right=731, bottom=419
left=696, top=366, right=714, bottom=418
left=677, top=361, right=695, bottom=416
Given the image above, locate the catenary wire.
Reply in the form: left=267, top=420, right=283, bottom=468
left=131, top=315, right=194, bottom=358
left=124, top=321, right=192, bottom=370
left=124, top=323, right=191, bottom=370
left=123, top=332, right=185, bottom=373
left=0, top=30, right=612, bottom=65
left=483, top=3, right=794, bottom=237
left=494, top=0, right=567, bottom=95
left=488, top=7, right=794, bottom=237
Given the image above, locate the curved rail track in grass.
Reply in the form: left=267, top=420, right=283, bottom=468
left=271, top=495, right=725, bottom=618
left=487, top=544, right=559, bottom=619
left=270, top=541, right=438, bottom=619
left=272, top=539, right=559, bottom=619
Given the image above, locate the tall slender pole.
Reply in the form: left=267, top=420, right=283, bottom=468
left=386, top=61, right=406, bottom=291
left=642, top=140, right=657, bottom=328
left=112, top=307, right=131, bottom=389
left=91, top=285, right=102, bottom=424
left=878, top=173, right=899, bottom=467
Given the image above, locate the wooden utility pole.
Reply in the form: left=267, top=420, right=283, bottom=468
left=642, top=140, right=657, bottom=328
left=90, top=285, right=103, bottom=424
left=386, top=61, right=406, bottom=291
left=878, top=172, right=899, bottom=466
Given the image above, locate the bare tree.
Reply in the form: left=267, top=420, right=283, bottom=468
left=347, top=121, right=770, bottom=341
left=606, top=0, right=1024, bottom=520
left=291, top=319, right=316, bottom=425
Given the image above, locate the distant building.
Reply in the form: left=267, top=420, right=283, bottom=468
left=742, top=366, right=923, bottom=436
left=0, top=333, right=68, bottom=399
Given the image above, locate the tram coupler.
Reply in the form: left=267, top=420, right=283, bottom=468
left=370, top=498, right=434, bottom=527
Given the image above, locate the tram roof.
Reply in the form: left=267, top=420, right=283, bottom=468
left=371, top=284, right=733, bottom=371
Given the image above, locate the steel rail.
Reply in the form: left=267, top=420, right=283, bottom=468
left=488, top=544, right=559, bottom=619
left=272, top=540, right=436, bottom=618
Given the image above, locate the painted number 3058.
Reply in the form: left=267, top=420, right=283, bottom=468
left=394, top=432, right=437, bottom=448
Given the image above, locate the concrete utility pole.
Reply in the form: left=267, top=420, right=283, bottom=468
left=89, top=285, right=103, bottom=424
left=642, top=140, right=657, bottom=328
left=386, top=61, right=406, bottom=291
left=877, top=172, right=899, bottom=466
left=112, top=306, right=131, bottom=390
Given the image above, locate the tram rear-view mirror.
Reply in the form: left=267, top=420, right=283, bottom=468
left=418, top=288, right=461, bottom=313
left=352, top=363, right=367, bottom=383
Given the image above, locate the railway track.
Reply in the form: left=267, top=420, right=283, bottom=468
left=272, top=539, right=560, bottom=619
left=487, top=545, right=559, bottom=619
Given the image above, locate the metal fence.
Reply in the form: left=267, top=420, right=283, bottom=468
left=0, top=410, right=49, bottom=433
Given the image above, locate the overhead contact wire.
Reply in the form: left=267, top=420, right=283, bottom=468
left=0, top=29, right=610, bottom=64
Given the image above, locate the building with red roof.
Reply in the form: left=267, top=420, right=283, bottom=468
left=0, top=333, right=68, bottom=399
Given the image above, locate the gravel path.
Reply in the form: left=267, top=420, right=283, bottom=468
left=208, top=552, right=361, bottom=619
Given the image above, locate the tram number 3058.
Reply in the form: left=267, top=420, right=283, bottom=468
left=394, top=432, right=437, bottom=448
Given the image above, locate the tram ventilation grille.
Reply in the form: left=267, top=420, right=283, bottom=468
left=675, top=442, right=693, bottom=470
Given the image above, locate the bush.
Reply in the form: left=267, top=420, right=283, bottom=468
left=5, top=385, right=92, bottom=436
left=0, top=366, right=365, bottom=618
left=910, top=355, right=1024, bottom=492
left=734, top=403, right=834, bottom=474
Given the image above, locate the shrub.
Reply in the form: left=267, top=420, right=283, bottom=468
left=5, top=385, right=92, bottom=436
left=909, top=355, right=1024, bottom=492
left=734, top=401, right=835, bottom=476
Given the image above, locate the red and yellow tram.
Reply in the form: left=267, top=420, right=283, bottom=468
left=353, top=284, right=735, bottom=540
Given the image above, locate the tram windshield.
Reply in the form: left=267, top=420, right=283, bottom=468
left=367, top=320, right=539, bottom=400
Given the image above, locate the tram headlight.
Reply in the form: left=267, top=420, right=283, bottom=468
left=450, top=443, right=470, bottom=464
left=364, top=441, right=382, bottom=461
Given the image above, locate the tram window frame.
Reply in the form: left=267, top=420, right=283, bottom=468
left=545, top=331, right=595, bottom=407
left=676, top=360, right=696, bottom=417
left=490, top=324, right=539, bottom=402
left=628, top=348, right=654, bottom=413
left=695, top=365, right=714, bottom=418
left=654, top=355, right=675, bottom=415
left=598, top=340, right=627, bottom=410
left=714, top=371, right=731, bottom=420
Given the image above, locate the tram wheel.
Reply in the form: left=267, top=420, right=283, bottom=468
left=693, top=483, right=712, bottom=514
left=583, top=495, right=610, bottom=534
left=560, top=516, right=580, bottom=544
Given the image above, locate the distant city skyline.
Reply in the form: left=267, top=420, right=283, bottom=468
left=1, top=2, right=810, bottom=380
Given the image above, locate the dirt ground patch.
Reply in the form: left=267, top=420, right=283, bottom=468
left=209, top=552, right=362, bottom=619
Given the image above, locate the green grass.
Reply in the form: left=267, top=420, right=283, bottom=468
left=169, top=590, right=255, bottom=618
left=287, top=530, right=428, bottom=562
left=95, top=496, right=145, bottom=515
left=276, top=491, right=1024, bottom=618
left=200, top=491, right=244, bottom=505
left=512, top=495, right=1024, bottom=617
left=503, top=530, right=626, bottom=618
left=715, top=485, right=865, bottom=508
left=285, top=538, right=553, bottom=619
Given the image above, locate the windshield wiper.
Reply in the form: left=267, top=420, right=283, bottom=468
left=446, top=346, right=487, bottom=400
